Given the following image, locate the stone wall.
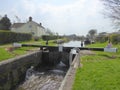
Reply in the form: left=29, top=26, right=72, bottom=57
left=0, top=50, right=70, bottom=90
left=0, top=51, right=42, bottom=90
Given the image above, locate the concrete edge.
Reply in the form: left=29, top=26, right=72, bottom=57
left=59, top=53, right=80, bottom=90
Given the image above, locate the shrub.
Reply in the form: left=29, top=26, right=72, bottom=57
left=33, top=36, right=39, bottom=41
left=109, top=34, right=120, bottom=44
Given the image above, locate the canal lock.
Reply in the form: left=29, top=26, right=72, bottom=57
left=16, top=47, right=79, bottom=90
left=0, top=45, right=80, bottom=90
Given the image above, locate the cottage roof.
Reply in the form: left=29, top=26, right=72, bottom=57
left=11, top=21, right=45, bottom=29
left=11, top=23, right=25, bottom=28
left=29, top=21, right=45, bottom=29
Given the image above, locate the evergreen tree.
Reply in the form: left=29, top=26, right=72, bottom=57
left=0, top=15, right=11, bottom=30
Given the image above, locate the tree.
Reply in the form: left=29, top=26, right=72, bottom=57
left=96, top=32, right=108, bottom=42
left=88, top=29, right=97, bottom=40
left=86, top=34, right=90, bottom=38
left=46, top=28, right=54, bottom=35
left=0, top=15, right=11, bottom=30
left=98, top=32, right=107, bottom=35
left=101, top=0, right=120, bottom=27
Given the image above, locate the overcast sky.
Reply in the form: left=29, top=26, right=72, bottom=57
left=0, top=0, right=115, bottom=35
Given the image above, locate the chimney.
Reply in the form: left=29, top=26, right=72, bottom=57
left=40, top=23, right=42, bottom=26
left=29, top=16, right=32, bottom=21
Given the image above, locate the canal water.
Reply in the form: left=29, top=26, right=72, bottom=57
left=62, top=41, right=84, bottom=47
left=16, top=61, right=68, bottom=90
left=16, top=41, right=81, bottom=90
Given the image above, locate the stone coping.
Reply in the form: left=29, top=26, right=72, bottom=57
left=59, top=53, right=80, bottom=90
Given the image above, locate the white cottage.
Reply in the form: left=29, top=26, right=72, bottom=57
left=11, top=17, right=47, bottom=37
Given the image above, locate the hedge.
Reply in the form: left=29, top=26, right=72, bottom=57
left=42, top=35, right=62, bottom=41
left=0, top=30, right=32, bottom=44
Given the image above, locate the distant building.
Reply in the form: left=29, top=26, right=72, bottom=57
left=11, top=17, right=47, bottom=37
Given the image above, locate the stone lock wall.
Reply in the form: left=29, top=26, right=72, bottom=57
left=0, top=51, right=42, bottom=90
left=0, top=50, right=70, bottom=90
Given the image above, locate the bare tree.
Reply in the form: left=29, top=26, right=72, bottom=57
left=102, top=0, right=120, bottom=27
left=15, top=15, right=21, bottom=22
left=46, top=28, right=55, bottom=35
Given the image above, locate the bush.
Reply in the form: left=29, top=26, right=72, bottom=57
left=0, top=30, right=32, bottom=44
left=110, top=34, right=120, bottom=44
left=33, top=36, right=39, bottom=41
left=96, top=36, right=108, bottom=43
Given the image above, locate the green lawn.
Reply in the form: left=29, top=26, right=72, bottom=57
left=86, top=42, right=108, bottom=48
left=73, top=43, right=120, bottom=90
left=20, top=39, right=56, bottom=46
left=0, top=39, right=57, bottom=61
left=0, top=46, right=36, bottom=61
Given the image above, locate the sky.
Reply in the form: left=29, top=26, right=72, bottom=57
left=0, top=0, right=115, bottom=35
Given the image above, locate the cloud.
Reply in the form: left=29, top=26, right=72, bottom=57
left=39, top=0, right=85, bottom=16
left=19, top=0, right=112, bottom=35
left=18, top=0, right=89, bottom=34
left=21, top=0, right=37, bottom=16
left=35, top=0, right=88, bottom=34
left=1, top=0, right=113, bottom=35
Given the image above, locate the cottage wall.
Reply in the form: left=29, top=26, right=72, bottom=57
left=11, top=21, right=47, bottom=37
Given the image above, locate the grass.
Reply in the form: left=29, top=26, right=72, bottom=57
left=19, top=39, right=57, bottom=46
left=0, top=47, right=35, bottom=61
left=0, top=48, right=14, bottom=61
left=86, top=42, right=108, bottom=48
left=72, top=42, right=120, bottom=90
left=0, top=39, right=57, bottom=61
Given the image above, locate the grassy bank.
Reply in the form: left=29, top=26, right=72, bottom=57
left=0, top=39, right=57, bottom=61
left=73, top=42, right=120, bottom=90
left=0, top=47, right=34, bottom=61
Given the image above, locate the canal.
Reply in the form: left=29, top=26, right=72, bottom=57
left=17, top=62, right=68, bottom=90
left=16, top=41, right=81, bottom=90
left=62, top=40, right=84, bottom=47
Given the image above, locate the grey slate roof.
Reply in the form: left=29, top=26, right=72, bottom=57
left=11, top=21, right=45, bottom=29
left=11, top=23, right=25, bottom=28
